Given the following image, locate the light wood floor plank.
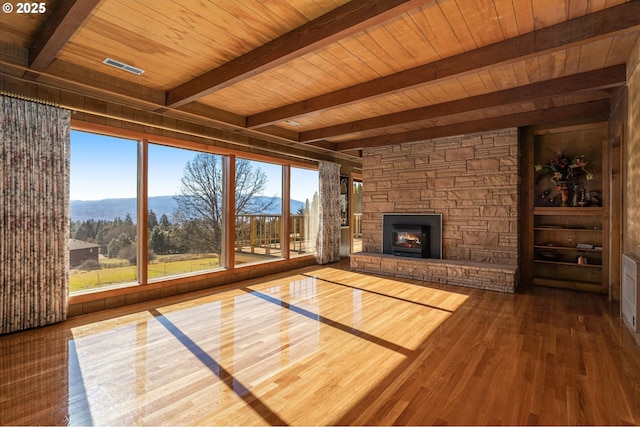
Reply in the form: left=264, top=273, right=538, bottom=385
left=1, top=260, right=639, bottom=425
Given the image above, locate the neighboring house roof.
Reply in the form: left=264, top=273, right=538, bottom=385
left=69, top=239, right=100, bottom=251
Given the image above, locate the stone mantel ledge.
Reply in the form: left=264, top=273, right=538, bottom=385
left=350, top=252, right=518, bottom=293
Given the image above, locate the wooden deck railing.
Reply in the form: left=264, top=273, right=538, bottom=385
left=235, top=214, right=316, bottom=255
left=353, top=213, right=362, bottom=238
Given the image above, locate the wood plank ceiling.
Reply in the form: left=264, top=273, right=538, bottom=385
left=1, top=0, right=639, bottom=160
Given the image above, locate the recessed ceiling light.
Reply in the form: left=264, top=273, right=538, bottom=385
left=103, top=58, right=144, bottom=76
left=284, top=120, right=300, bottom=127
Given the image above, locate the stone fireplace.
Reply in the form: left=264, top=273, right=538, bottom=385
left=350, top=128, right=520, bottom=293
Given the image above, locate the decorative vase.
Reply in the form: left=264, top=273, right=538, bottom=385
left=578, top=188, right=589, bottom=207
left=557, top=182, right=570, bottom=207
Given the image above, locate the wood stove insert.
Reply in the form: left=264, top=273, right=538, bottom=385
left=391, top=224, right=430, bottom=258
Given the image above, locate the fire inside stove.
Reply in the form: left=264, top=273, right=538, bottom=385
left=391, top=225, right=430, bottom=258
left=394, top=232, right=423, bottom=248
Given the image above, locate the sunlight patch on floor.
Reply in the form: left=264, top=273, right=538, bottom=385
left=69, top=268, right=469, bottom=425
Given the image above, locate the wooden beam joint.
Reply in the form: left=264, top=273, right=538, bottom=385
left=28, top=0, right=101, bottom=72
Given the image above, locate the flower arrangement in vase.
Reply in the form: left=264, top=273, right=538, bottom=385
left=535, top=152, right=593, bottom=207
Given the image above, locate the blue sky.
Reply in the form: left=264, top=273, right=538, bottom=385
left=70, top=130, right=318, bottom=203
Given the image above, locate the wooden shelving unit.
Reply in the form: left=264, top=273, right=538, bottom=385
left=521, top=123, right=609, bottom=293
left=532, top=207, right=606, bottom=292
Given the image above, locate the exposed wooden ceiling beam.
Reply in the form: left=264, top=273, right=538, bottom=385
left=165, top=0, right=433, bottom=108
left=27, top=0, right=101, bottom=73
left=1, top=47, right=314, bottom=149
left=299, top=65, right=626, bottom=142
left=334, top=99, right=611, bottom=151
left=247, top=1, right=640, bottom=129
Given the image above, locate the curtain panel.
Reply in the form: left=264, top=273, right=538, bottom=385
left=1, top=95, right=70, bottom=334
left=316, top=162, right=340, bottom=264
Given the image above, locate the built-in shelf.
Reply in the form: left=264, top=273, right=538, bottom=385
left=523, top=123, right=609, bottom=293
left=533, top=277, right=603, bottom=289
left=533, top=207, right=603, bottom=215
left=534, top=260, right=602, bottom=268
left=534, top=245, right=603, bottom=252
left=534, top=227, right=602, bottom=232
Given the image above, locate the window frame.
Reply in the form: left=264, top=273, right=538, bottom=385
left=69, top=122, right=319, bottom=295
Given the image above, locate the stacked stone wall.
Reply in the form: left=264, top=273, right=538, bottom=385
left=361, top=128, right=520, bottom=265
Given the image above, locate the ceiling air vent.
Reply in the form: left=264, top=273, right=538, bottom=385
left=102, top=58, right=144, bottom=76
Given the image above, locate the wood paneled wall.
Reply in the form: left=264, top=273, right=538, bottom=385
left=623, top=38, right=640, bottom=275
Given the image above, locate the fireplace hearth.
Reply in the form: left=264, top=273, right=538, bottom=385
left=392, top=224, right=430, bottom=258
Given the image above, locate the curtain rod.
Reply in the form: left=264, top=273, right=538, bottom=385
left=1, top=90, right=60, bottom=107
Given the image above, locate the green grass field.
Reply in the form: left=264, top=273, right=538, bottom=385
left=70, top=254, right=221, bottom=293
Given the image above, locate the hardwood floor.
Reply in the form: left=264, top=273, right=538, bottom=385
left=1, top=260, right=639, bottom=425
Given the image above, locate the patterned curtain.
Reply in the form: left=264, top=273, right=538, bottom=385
left=316, top=162, right=341, bottom=264
left=1, top=95, right=70, bottom=334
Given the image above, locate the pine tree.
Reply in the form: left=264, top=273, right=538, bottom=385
left=148, top=209, right=158, bottom=230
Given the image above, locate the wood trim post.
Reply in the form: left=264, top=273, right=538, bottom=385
left=137, top=139, right=149, bottom=285
left=282, top=165, right=291, bottom=259
left=225, top=155, right=236, bottom=269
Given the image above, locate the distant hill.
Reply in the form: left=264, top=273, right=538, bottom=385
left=70, top=196, right=305, bottom=222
